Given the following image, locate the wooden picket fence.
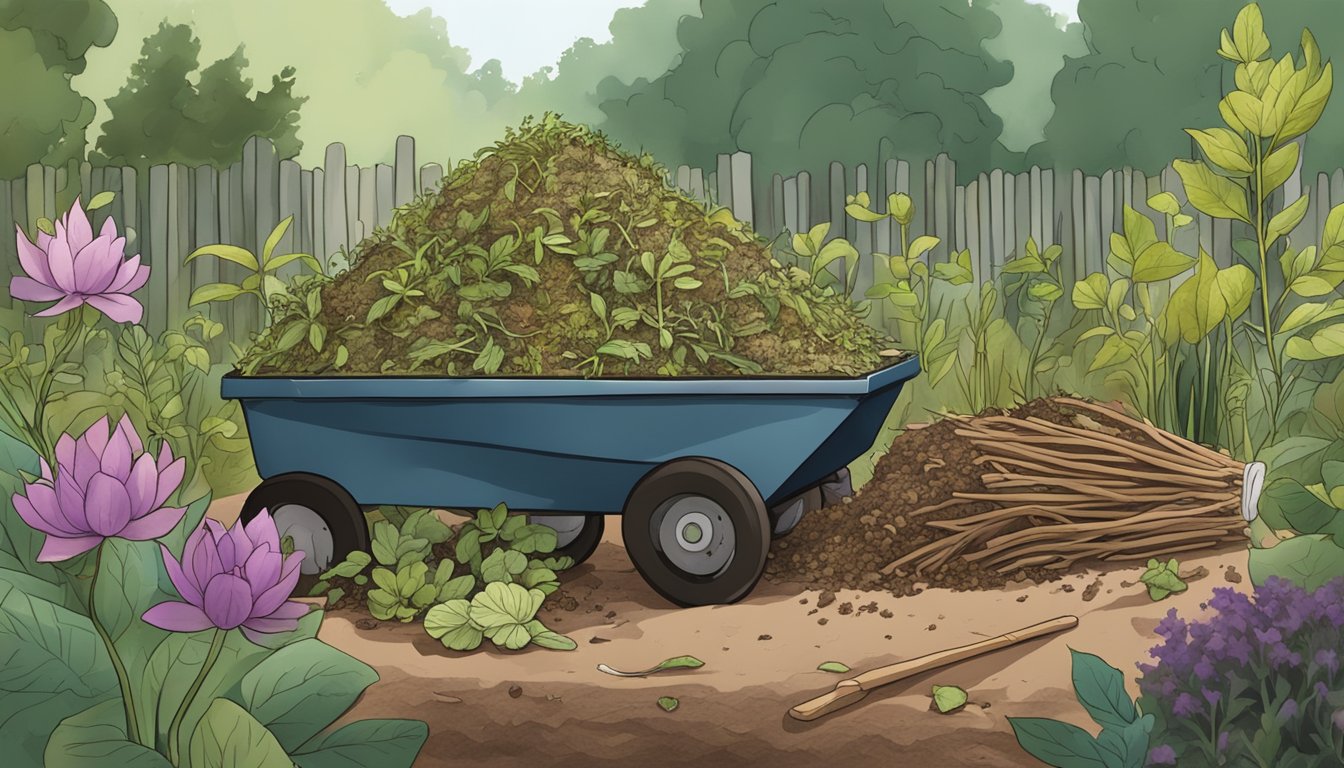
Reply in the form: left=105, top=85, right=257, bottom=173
left=0, top=134, right=1330, bottom=344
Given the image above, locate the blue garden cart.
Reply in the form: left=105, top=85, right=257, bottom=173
left=222, top=355, right=919, bottom=606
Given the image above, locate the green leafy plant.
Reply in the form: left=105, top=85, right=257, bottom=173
left=1139, top=558, right=1189, bottom=601
left=1174, top=3, right=1340, bottom=452
left=931, top=684, right=969, bottom=714
left=185, top=216, right=324, bottom=325
left=789, top=221, right=860, bottom=296
left=1009, top=649, right=1154, bottom=768
left=856, top=192, right=966, bottom=385
left=422, top=581, right=574, bottom=652
left=1071, top=203, right=1200, bottom=435
left=951, top=281, right=1003, bottom=414
left=1004, top=237, right=1067, bottom=400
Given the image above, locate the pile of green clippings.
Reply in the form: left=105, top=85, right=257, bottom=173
left=237, top=114, right=902, bottom=377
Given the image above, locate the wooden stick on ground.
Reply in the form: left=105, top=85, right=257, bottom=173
left=787, top=615, right=1079, bottom=721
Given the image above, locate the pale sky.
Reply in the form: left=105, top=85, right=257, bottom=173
left=382, top=0, right=1081, bottom=83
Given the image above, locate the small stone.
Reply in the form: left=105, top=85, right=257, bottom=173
left=1224, top=566, right=1243, bottom=584
left=927, top=623, right=937, bottom=631
left=838, top=602, right=854, bottom=616
left=758, top=634, right=772, bottom=641
left=355, top=618, right=378, bottom=630
left=817, top=591, right=836, bottom=608
left=546, top=694, right=562, bottom=702
left=884, top=634, right=892, bottom=640
left=593, top=603, right=604, bottom=611
left=818, top=618, right=828, bottom=625
left=799, top=598, right=809, bottom=605
left=879, top=609, right=893, bottom=618
left=1082, top=579, right=1103, bottom=602
left=807, top=608, right=818, bottom=615
left=1015, top=595, right=1028, bottom=603
left=605, top=610, right=616, bottom=619
left=508, top=685, right=522, bottom=699
left=902, top=489, right=919, bottom=505
left=589, top=636, right=610, bottom=644
left=1060, top=583, right=1075, bottom=593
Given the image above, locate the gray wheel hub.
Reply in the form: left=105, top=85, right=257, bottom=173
left=270, top=504, right=334, bottom=575
left=651, top=495, right=736, bottom=576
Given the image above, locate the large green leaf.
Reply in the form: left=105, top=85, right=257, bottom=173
left=1072, top=273, right=1110, bottom=310
left=470, top=582, right=544, bottom=650
left=1096, top=715, right=1154, bottom=768
left=292, top=719, right=428, bottom=768
left=0, top=581, right=118, bottom=764
left=188, top=698, right=292, bottom=768
left=1069, top=650, right=1137, bottom=731
left=239, top=638, right=378, bottom=751
left=1257, top=479, right=1332, bottom=533
left=45, top=699, right=171, bottom=768
left=1248, top=535, right=1344, bottom=591
left=1131, top=242, right=1194, bottom=283
left=423, top=599, right=483, bottom=651
left=1173, top=160, right=1250, bottom=222
left=1008, top=717, right=1109, bottom=768
left=0, top=430, right=65, bottom=586
left=96, top=539, right=171, bottom=691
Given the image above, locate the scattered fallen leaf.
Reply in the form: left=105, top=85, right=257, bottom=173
left=658, top=696, right=679, bottom=712
left=598, top=655, right=705, bottom=678
left=931, top=685, right=968, bottom=714
left=817, top=662, right=850, bottom=674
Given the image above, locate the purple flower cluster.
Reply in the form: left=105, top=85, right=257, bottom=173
left=1138, top=577, right=1344, bottom=765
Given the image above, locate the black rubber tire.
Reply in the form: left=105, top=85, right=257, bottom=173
left=621, top=457, right=770, bottom=607
left=240, top=473, right=369, bottom=573
left=533, top=514, right=605, bottom=566
left=769, top=485, right=824, bottom=539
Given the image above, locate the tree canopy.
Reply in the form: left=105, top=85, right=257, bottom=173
left=597, top=0, right=1014, bottom=181
left=0, top=0, right=116, bottom=177
left=93, top=22, right=305, bottom=167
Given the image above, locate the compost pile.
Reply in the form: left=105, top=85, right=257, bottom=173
left=237, top=114, right=900, bottom=377
left=764, top=398, right=1249, bottom=595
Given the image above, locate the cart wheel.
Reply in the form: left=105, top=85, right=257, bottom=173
left=769, top=486, right=823, bottom=539
left=622, top=458, right=770, bottom=607
left=530, top=514, right=605, bottom=566
left=241, top=473, right=369, bottom=577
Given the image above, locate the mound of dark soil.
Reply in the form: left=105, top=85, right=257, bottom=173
left=238, top=114, right=901, bottom=377
left=764, top=398, right=1167, bottom=595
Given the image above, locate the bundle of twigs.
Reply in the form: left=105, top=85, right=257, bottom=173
left=884, top=398, right=1250, bottom=576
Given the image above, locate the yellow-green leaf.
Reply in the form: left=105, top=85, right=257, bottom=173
left=931, top=685, right=968, bottom=714
left=1132, top=243, right=1195, bottom=283
left=1090, top=334, right=1135, bottom=372
left=86, top=191, right=116, bottom=211
left=1161, top=251, right=1225, bottom=345
left=1231, top=4, right=1270, bottom=63
left=1281, top=63, right=1333, bottom=141
left=1216, top=264, right=1255, bottom=320
left=1147, top=192, right=1182, bottom=217
left=1286, top=324, right=1344, bottom=361
left=1072, top=273, right=1110, bottom=311
left=1220, top=96, right=1248, bottom=134
left=845, top=202, right=886, bottom=223
left=185, top=244, right=260, bottom=272
left=1322, top=205, right=1344, bottom=253
left=1267, top=195, right=1309, bottom=244
left=907, top=235, right=939, bottom=261
left=1225, top=91, right=1265, bottom=136
left=1262, top=143, right=1300, bottom=197
left=1185, top=128, right=1253, bottom=175
left=1122, top=206, right=1159, bottom=254
left=1280, top=301, right=1344, bottom=334
left=888, top=193, right=913, bottom=226
left=189, top=282, right=247, bottom=305
left=262, top=216, right=294, bottom=262
left=1173, top=160, right=1250, bottom=222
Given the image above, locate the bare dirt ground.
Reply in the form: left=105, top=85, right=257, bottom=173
left=210, top=494, right=1251, bottom=767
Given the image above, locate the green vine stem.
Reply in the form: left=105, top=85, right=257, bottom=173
left=89, top=541, right=142, bottom=746
left=168, top=628, right=226, bottom=765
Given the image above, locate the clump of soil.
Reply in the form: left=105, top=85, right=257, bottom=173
left=238, top=114, right=901, bottom=377
left=764, top=398, right=1183, bottom=595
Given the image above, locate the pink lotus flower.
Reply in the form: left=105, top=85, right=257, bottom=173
left=11, top=197, right=149, bottom=323
left=12, top=415, right=187, bottom=561
left=143, top=510, right=310, bottom=643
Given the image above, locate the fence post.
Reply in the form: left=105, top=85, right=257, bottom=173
left=394, top=135, right=416, bottom=208
left=323, top=143, right=349, bottom=261
left=730, top=151, right=753, bottom=226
